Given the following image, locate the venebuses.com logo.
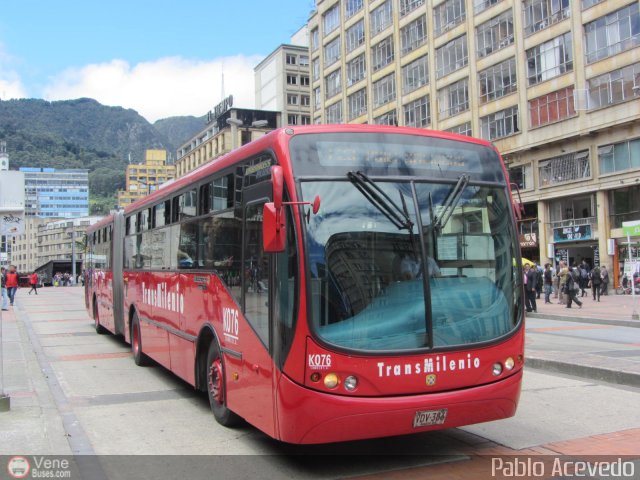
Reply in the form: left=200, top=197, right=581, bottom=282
left=6, top=456, right=71, bottom=478
left=7, top=456, right=30, bottom=479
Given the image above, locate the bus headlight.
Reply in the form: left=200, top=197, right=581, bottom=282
left=504, top=357, right=515, bottom=371
left=344, top=376, right=358, bottom=391
left=492, top=363, right=503, bottom=376
left=324, top=373, right=339, bottom=389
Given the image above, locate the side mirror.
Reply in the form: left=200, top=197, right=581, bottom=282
left=272, top=165, right=283, bottom=210
left=263, top=203, right=286, bottom=253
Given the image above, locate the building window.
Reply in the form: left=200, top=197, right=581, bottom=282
left=346, top=19, right=365, bottom=53
left=314, top=87, right=321, bottom=110
left=312, top=58, right=320, bottom=81
left=301, top=115, right=311, bottom=125
left=526, top=32, right=573, bottom=85
left=435, top=35, right=468, bottom=79
left=434, top=0, right=466, bottom=37
left=587, top=62, right=640, bottom=110
left=300, top=75, right=310, bottom=86
left=326, top=101, right=343, bottom=124
left=286, top=54, right=297, bottom=65
left=476, top=9, right=514, bottom=58
left=523, top=0, right=570, bottom=37
left=374, top=110, right=397, bottom=125
left=473, top=0, right=502, bottom=14
left=446, top=121, right=472, bottom=136
left=509, top=164, right=533, bottom=190
left=402, top=54, right=429, bottom=94
left=403, top=95, right=430, bottom=127
left=582, top=0, right=604, bottom=9
left=301, top=95, right=311, bottom=106
left=400, top=15, right=427, bottom=56
left=288, top=114, right=298, bottom=125
left=370, top=0, right=393, bottom=36
left=347, top=53, right=367, bottom=87
left=400, top=0, right=425, bottom=17
left=438, top=77, right=469, bottom=119
left=371, top=36, right=395, bottom=72
left=585, top=3, right=640, bottom=64
left=480, top=105, right=519, bottom=140
left=373, top=73, right=396, bottom=107
left=539, top=150, right=590, bottom=187
left=299, top=55, right=309, bottom=66
left=348, top=88, right=368, bottom=120
left=599, top=138, right=640, bottom=175
left=323, top=4, right=340, bottom=36
left=324, top=36, right=341, bottom=67
left=287, top=94, right=298, bottom=105
left=529, top=86, right=576, bottom=128
left=311, top=29, right=319, bottom=52
left=609, top=186, right=640, bottom=229
left=287, top=74, right=298, bottom=85
left=325, top=69, right=342, bottom=99
left=478, top=57, right=517, bottom=104
left=345, top=0, right=364, bottom=19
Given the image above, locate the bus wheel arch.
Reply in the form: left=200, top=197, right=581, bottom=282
left=197, top=326, right=241, bottom=427
left=93, top=295, right=107, bottom=334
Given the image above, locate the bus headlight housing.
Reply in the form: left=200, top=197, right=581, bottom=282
left=504, top=357, right=515, bottom=371
left=324, top=373, right=339, bottom=389
left=492, top=363, right=503, bottom=376
left=344, top=375, right=358, bottom=391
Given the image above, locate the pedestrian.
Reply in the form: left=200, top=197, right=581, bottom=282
left=524, top=263, right=538, bottom=313
left=566, top=266, right=583, bottom=309
left=553, top=263, right=560, bottom=299
left=5, top=265, right=19, bottom=307
left=590, top=264, right=601, bottom=301
left=578, top=264, right=589, bottom=297
left=535, top=263, right=543, bottom=299
left=28, top=271, right=39, bottom=295
left=558, top=261, right=569, bottom=304
left=600, top=265, right=609, bottom=296
left=543, top=263, right=553, bottom=304
left=1, top=266, right=9, bottom=311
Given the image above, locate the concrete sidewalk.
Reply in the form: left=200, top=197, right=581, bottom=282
left=525, top=292, right=640, bottom=387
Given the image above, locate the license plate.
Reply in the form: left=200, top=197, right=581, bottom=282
left=413, top=408, right=447, bottom=428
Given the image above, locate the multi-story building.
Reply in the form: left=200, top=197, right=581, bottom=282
left=117, top=149, right=176, bottom=207
left=10, top=217, right=44, bottom=273
left=36, top=216, right=102, bottom=266
left=175, top=104, right=280, bottom=178
left=308, top=0, right=640, bottom=287
left=21, top=167, right=89, bottom=218
left=255, top=27, right=312, bottom=126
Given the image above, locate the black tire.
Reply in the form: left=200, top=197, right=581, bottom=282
left=131, top=312, right=151, bottom=366
left=206, top=342, right=241, bottom=427
left=93, top=298, right=108, bottom=334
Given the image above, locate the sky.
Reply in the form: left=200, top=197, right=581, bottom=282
left=0, top=0, right=316, bottom=122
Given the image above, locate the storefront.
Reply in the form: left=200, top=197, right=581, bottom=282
left=551, top=224, right=599, bottom=268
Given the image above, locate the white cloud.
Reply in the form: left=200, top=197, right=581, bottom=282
left=42, top=55, right=262, bottom=122
left=0, top=43, right=27, bottom=99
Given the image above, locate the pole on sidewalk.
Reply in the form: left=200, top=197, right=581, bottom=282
left=627, top=232, right=639, bottom=321
left=0, top=217, right=10, bottom=412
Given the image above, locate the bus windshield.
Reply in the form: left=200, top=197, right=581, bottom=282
left=294, top=135, right=519, bottom=353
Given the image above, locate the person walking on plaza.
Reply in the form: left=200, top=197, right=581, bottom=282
left=566, top=266, right=583, bottom=309
left=553, top=263, right=560, bottom=299
left=590, top=264, right=601, bottom=302
left=577, top=263, right=589, bottom=297
left=524, top=263, right=538, bottom=313
left=4, top=265, right=19, bottom=307
left=600, top=265, right=609, bottom=296
left=543, top=263, right=553, bottom=304
left=1, top=266, right=9, bottom=311
left=28, top=271, right=39, bottom=295
left=558, top=261, right=569, bottom=304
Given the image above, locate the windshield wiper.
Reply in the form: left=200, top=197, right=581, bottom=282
left=433, top=173, right=470, bottom=233
left=347, top=171, right=413, bottom=233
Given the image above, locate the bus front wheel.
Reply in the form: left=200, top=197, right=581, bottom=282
left=93, top=298, right=107, bottom=334
left=206, top=342, right=240, bottom=427
left=131, top=312, right=151, bottom=366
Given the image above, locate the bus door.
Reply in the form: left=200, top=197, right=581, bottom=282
left=232, top=190, right=276, bottom=436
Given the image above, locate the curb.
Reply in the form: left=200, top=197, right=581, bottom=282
left=525, top=356, right=640, bottom=388
left=527, top=312, right=640, bottom=328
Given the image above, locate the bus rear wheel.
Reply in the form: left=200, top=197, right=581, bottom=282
left=93, top=299, right=107, bottom=334
left=206, top=342, right=240, bottom=427
left=131, top=312, right=151, bottom=366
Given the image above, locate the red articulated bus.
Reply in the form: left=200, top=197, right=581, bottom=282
left=85, top=125, right=525, bottom=444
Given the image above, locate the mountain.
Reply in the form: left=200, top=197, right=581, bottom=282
left=0, top=98, right=207, bottom=213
